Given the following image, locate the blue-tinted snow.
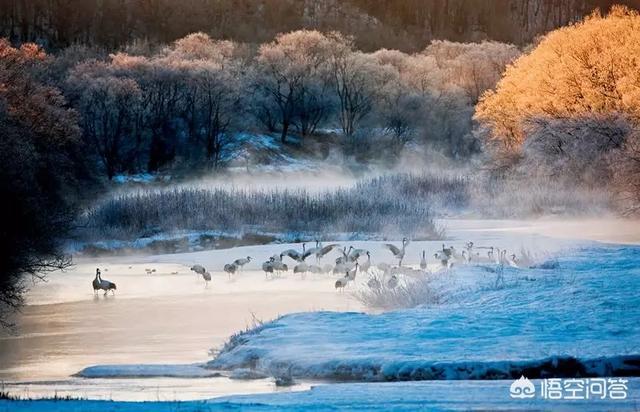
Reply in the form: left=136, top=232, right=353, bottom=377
left=75, top=364, right=218, bottom=379
left=209, top=245, right=640, bottom=381
left=3, top=379, right=640, bottom=411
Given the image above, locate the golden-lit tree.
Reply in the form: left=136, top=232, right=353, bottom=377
left=475, top=6, right=640, bottom=151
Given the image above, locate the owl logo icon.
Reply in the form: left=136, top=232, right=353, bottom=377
left=510, top=375, right=536, bottom=399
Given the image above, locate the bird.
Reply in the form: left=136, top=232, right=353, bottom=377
left=301, top=241, right=337, bottom=263
left=384, top=238, right=409, bottom=266
left=434, top=252, right=449, bottom=269
left=465, top=242, right=474, bottom=254
left=92, top=269, right=102, bottom=294
left=271, top=256, right=288, bottom=276
left=334, top=278, right=348, bottom=292
left=202, top=271, right=212, bottom=286
left=281, top=243, right=306, bottom=262
left=262, top=258, right=275, bottom=279
left=233, top=257, right=252, bottom=271
left=420, top=251, right=427, bottom=270
left=223, top=263, right=237, bottom=279
left=293, top=262, right=308, bottom=277
left=345, top=263, right=359, bottom=282
left=348, top=248, right=369, bottom=262
left=494, top=248, right=504, bottom=265
left=359, top=252, right=371, bottom=273
left=312, top=242, right=341, bottom=263
left=191, top=264, right=206, bottom=280
left=441, top=244, right=456, bottom=259
left=302, top=240, right=322, bottom=261
left=387, top=274, right=399, bottom=289
left=500, top=250, right=519, bottom=267
left=335, top=246, right=354, bottom=265
left=97, top=271, right=117, bottom=296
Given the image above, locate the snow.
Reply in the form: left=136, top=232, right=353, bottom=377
left=208, top=245, right=640, bottom=381
left=2, top=378, right=640, bottom=410
left=75, top=364, right=218, bottom=379
left=222, top=133, right=325, bottom=174
left=112, top=173, right=162, bottom=184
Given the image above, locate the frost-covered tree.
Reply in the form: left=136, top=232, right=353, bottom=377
left=330, top=37, right=393, bottom=138
left=68, top=62, right=143, bottom=179
left=0, top=40, right=86, bottom=327
left=476, top=6, right=640, bottom=151
left=610, top=128, right=640, bottom=214
left=256, top=30, right=337, bottom=143
left=522, top=115, right=630, bottom=185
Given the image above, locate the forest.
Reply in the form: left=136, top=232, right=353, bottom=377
left=2, top=0, right=640, bottom=50
left=1, top=6, right=640, bottom=324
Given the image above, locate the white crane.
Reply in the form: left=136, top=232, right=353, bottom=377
left=441, top=244, right=456, bottom=259
left=334, top=278, right=348, bottom=292
left=293, top=262, right=309, bottom=277
left=262, top=258, right=275, bottom=279
left=92, top=269, right=101, bottom=294
left=223, top=263, right=237, bottom=280
left=303, top=241, right=340, bottom=264
left=202, top=271, right=212, bottom=286
left=348, top=248, right=369, bottom=262
left=233, top=257, right=252, bottom=272
left=420, top=251, right=427, bottom=270
left=191, top=264, right=207, bottom=280
left=281, top=243, right=306, bottom=262
left=359, top=252, right=371, bottom=273
left=335, top=246, right=353, bottom=265
left=384, top=238, right=409, bottom=266
left=345, top=263, right=359, bottom=283
left=434, top=252, right=450, bottom=269
left=95, top=269, right=116, bottom=295
left=271, top=255, right=288, bottom=276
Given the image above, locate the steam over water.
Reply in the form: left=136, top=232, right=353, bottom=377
left=0, top=218, right=638, bottom=400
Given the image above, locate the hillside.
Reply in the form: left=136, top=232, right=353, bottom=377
left=2, top=0, right=640, bottom=50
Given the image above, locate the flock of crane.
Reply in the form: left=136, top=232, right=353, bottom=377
left=194, top=239, right=530, bottom=291
left=91, top=239, right=531, bottom=295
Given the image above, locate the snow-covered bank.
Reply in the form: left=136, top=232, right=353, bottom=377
left=3, top=378, right=640, bottom=411
left=209, top=246, right=640, bottom=382
left=75, top=364, right=218, bottom=379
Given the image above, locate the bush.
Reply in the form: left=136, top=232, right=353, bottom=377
left=355, top=274, right=442, bottom=310
left=79, top=173, right=468, bottom=241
